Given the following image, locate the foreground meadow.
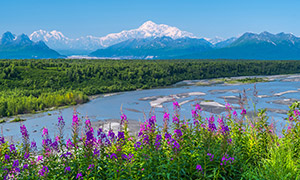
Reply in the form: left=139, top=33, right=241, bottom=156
left=1, top=100, right=300, bottom=179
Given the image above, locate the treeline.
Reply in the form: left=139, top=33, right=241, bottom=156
left=0, top=59, right=300, bottom=117
left=0, top=90, right=88, bottom=117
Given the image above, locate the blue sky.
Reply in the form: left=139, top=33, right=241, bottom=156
left=0, top=0, right=299, bottom=39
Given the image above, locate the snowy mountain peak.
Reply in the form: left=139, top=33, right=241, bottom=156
left=138, top=21, right=157, bottom=30
left=204, top=36, right=225, bottom=44
left=30, top=30, right=68, bottom=42
left=137, top=21, right=196, bottom=39
left=28, top=21, right=197, bottom=51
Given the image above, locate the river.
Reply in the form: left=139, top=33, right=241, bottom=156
left=1, top=74, right=300, bottom=145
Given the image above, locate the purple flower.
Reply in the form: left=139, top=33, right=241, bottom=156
left=221, top=125, right=230, bottom=135
left=42, top=127, right=48, bottom=137
left=173, top=101, right=180, bottom=110
left=76, top=172, right=83, bottom=179
left=4, top=154, right=9, bottom=162
left=117, top=131, right=125, bottom=141
left=39, top=166, right=49, bottom=177
left=97, top=128, right=103, bottom=137
left=149, top=115, right=156, bottom=129
left=172, top=115, right=179, bottom=124
left=163, top=112, right=170, bottom=121
left=233, top=111, right=237, bottom=117
left=225, top=103, right=232, bottom=110
left=120, top=114, right=127, bottom=126
left=58, top=116, right=65, bottom=128
left=110, top=153, right=117, bottom=159
left=294, top=110, right=300, bottom=117
left=108, top=130, right=115, bottom=140
left=172, top=140, right=180, bottom=150
left=208, top=116, right=216, bottom=131
left=241, top=109, right=247, bottom=115
left=195, top=104, right=201, bottom=111
left=163, top=112, right=170, bottom=128
left=164, top=133, right=172, bottom=140
left=143, top=134, right=150, bottom=144
left=20, top=125, right=29, bottom=139
left=51, top=141, right=59, bottom=152
left=0, top=136, right=5, bottom=144
left=134, top=141, right=142, bottom=150
left=122, top=154, right=128, bottom=159
left=61, top=151, right=72, bottom=159
left=24, top=152, right=30, bottom=159
left=88, top=164, right=94, bottom=170
left=65, top=166, right=71, bottom=173
left=156, top=134, right=162, bottom=141
left=37, top=155, right=43, bottom=161
left=85, top=129, right=95, bottom=147
left=207, top=153, right=214, bottom=161
left=23, top=164, right=29, bottom=170
left=220, top=154, right=234, bottom=165
left=66, top=139, right=74, bottom=149
left=196, top=165, right=202, bottom=171
left=155, top=141, right=161, bottom=149
left=100, top=133, right=106, bottom=139
left=174, top=129, right=183, bottom=137
left=10, top=144, right=16, bottom=152
left=85, top=119, right=91, bottom=128
left=72, top=114, right=79, bottom=127
left=217, top=118, right=224, bottom=128
left=93, top=148, right=100, bottom=156
left=31, top=141, right=37, bottom=150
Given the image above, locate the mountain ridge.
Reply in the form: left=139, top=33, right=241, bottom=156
left=29, top=21, right=197, bottom=51
left=90, top=31, right=300, bottom=60
left=0, top=32, right=64, bottom=59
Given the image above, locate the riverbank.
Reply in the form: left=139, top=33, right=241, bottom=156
left=1, top=59, right=300, bottom=118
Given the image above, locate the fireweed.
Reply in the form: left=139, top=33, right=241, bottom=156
left=1, top=101, right=300, bottom=179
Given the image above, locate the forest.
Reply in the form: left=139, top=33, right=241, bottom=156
left=1, top=59, right=300, bottom=117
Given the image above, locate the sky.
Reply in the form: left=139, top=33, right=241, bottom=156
left=0, top=0, right=299, bottom=39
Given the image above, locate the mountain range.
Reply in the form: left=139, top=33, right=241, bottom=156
left=0, top=32, right=63, bottom=59
left=29, top=21, right=196, bottom=54
left=2, top=21, right=300, bottom=59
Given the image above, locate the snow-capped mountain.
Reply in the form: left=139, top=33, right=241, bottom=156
left=204, top=36, right=225, bottom=45
left=29, top=21, right=197, bottom=51
left=0, top=31, right=63, bottom=59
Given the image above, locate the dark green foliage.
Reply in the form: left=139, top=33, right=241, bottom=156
left=1, top=59, right=300, bottom=117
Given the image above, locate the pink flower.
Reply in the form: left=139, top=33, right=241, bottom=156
left=37, top=155, right=43, bottom=161
left=233, top=111, right=237, bottom=117
left=42, top=128, right=48, bottom=137
left=173, top=101, right=180, bottom=110
left=241, top=109, right=247, bottom=115
left=55, top=136, right=60, bottom=142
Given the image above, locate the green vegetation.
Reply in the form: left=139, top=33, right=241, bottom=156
left=1, top=101, right=300, bottom=179
left=224, top=77, right=268, bottom=84
left=1, top=59, right=300, bottom=117
left=0, top=119, right=6, bottom=123
left=10, top=117, right=26, bottom=123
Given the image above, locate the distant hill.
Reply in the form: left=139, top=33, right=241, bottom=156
left=0, top=32, right=63, bottom=59
left=90, top=36, right=213, bottom=59
left=183, top=32, right=300, bottom=60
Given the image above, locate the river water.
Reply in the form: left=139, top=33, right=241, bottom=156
left=1, top=74, right=300, bottom=145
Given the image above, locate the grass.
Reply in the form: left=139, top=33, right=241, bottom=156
left=10, top=116, right=26, bottom=123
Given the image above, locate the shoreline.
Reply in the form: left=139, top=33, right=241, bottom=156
left=1, top=73, right=300, bottom=122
